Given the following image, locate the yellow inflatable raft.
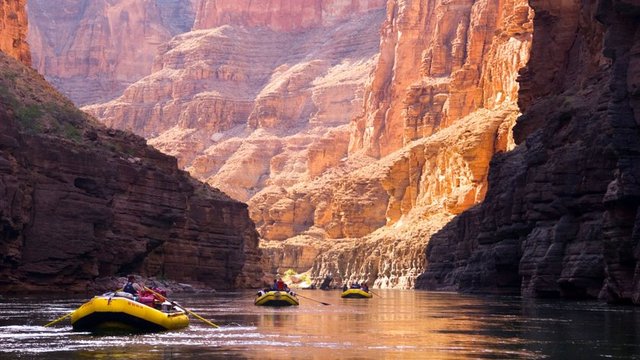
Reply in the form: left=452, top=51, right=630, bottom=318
left=254, top=290, right=299, bottom=306
left=71, top=293, right=189, bottom=332
left=341, top=288, right=372, bottom=298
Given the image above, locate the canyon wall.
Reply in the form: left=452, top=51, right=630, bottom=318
left=300, top=0, right=532, bottom=288
left=0, top=46, right=262, bottom=291
left=0, top=0, right=30, bottom=65
left=351, top=0, right=532, bottom=158
left=33, top=0, right=533, bottom=288
left=194, top=0, right=389, bottom=31
left=418, top=0, right=640, bottom=303
left=27, top=0, right=197, bottom=106
left=84, top=0, right=387, bottom=205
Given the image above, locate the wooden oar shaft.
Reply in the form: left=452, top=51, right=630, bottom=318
left=296, top=293, right=331, bottom=306
left=44, top=311, right=74, bottom=327
left=369, top=290, right=383, bottom=298
left=144, top=286, right=219, bottom=328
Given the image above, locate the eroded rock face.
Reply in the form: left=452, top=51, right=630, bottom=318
left=84, top=3, right=387, bottom=207
left=27, top=0, right=197, bottom=106
left=418, top=0, right=640, bottom=303
left=299, top=0, right=532, bottom=288
left=0, top=51, right=262, bottom=292
left=351, top=0, right=532, bottom=158
left=0, top=0, right=30, bottom=65
left=194, top=0, right=386, bottom=31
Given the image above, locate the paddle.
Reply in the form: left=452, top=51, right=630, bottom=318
left=369, top=289, right=383, bottom=298
left=144, top=287, right=219, bottom=328
left=295, top=293, right=331, bottom=306
left=44, top=311, right=74, bottom=327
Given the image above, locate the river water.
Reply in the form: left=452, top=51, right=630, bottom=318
left=1, top=290, right=639, bottom=359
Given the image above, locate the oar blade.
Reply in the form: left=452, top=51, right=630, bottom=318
left=44, top=311, right=74, bottom=327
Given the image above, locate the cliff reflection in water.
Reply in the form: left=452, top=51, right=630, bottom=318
left=1, top=290, right=639, bottom=359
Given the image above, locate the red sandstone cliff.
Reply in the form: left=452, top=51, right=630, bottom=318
left=84, top=0, right=387, bottom=203
left=25, top=0, right=640, bottom=301
left=27, top=0, right=197, bottom=106
left=194, top=0, right=388, bottom=31
left=418, top=0, right=640, bottom=303
left=351, top=0, right=532, bottom=158
left=0, top=0, right=30, bottom=65
left=256, top=0, right=533, bottom=287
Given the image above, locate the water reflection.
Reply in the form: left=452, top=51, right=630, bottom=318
left=1, top=290, right=639, bottom=359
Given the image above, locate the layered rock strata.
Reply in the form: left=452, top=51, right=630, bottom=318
left=85, top=1, right=387, bottom=207
left=0, top=50, right=262, bottom=292
left=0, top=0, right=30, bottom=65
left=299, top=0, right=532, bottom=287
left=27, top=0, right=197, bottom=106
left=351, top=0, right=532, bottom=158
left=418, top=0, right=640, bottom=303
left=194, top=0, right=389, bottom=31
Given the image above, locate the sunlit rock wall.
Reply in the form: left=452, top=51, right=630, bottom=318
left=300, top=0, right=532, bottom=288
left=84, top=1, right=387, bottom=207
left=350, top=0, right=531, bottom=158
left=42, top=0, right=534, bottom=288
left=0, top=0, right=30, bottom=65
left=194, top=0, right=386, bottom=31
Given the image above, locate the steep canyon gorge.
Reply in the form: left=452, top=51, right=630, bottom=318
left=23, top=0, right=640, bottom=303
left=0, top=0, right=262, bottom=292
left=28, top=0, right=533, bottom=289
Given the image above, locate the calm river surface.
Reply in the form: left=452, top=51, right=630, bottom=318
left=1, top=290, right=639, bottom=359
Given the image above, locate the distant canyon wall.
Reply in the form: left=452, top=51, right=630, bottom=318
left=194, top=0, right=387, bottom=31
left=27, top=0, right=198, bottom=106
left=418, top=0, right=640, bottom=303
left=83, top=0, right=387, bottom=205
left=0, top=0, right=30, bottom=65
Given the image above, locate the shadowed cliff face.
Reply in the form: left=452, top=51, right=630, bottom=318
left=27, top=0, right=198, bottom=106
left=0, top=4, right=262, bottom=291
left=418, top=0, right=640, bottom=303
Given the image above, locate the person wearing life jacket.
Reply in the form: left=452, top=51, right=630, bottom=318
left=276, top=278, right=286, bottom=291
left=123, top=275, right=141, bottom=296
